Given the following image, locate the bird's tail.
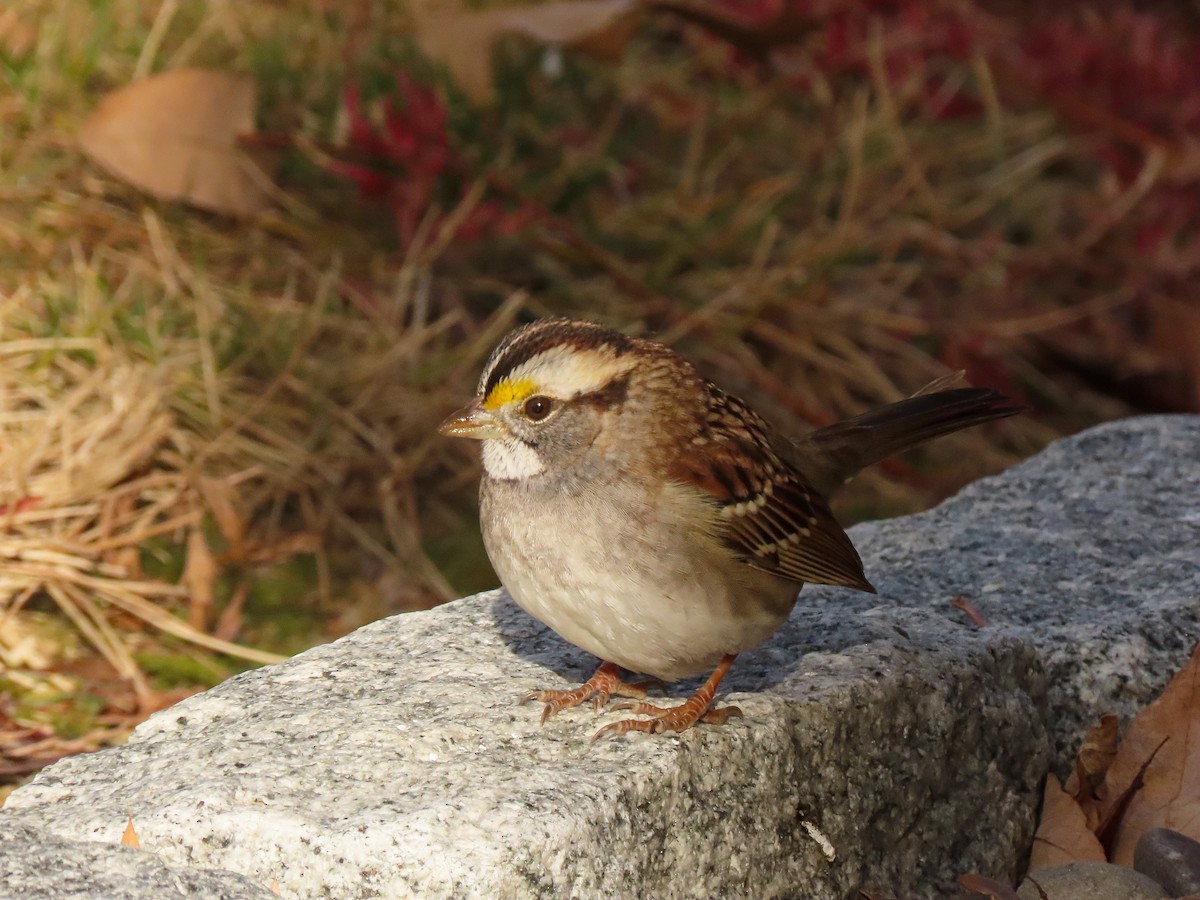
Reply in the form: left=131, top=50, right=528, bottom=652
left=796, top=376, right=1024, bottom=497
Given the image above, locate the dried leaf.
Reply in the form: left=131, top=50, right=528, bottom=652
left=79, top=68, right=270, bottom=217
left=1029, top=773, right=1106, bottom=869
left=959, top=872, right=1019, bottom=899
left=121, top=816, right=140, bottom=848
left=1065, top=714, right=1119, bottom=816
left=950, top=595, right=987, bottom=627
left=1096, top=736, right=1168, bottom=855
left=414, top=0, right=639, bottom=103
left=1103, top=641, right=1200, bottom=865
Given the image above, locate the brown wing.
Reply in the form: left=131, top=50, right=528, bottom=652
left=671, top=385, right=875, bottom=593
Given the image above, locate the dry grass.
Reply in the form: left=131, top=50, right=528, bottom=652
left=0, top=0, right=525, bottom=776
left=3, top=0, right=1168, bottom=782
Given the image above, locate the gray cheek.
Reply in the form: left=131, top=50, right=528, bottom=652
left=497, top=407, right=609, bottom=482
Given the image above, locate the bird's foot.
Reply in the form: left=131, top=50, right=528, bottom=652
left=521, top=661, right=662, bottom=724
left=592, top=699, right=742, bottom=739
left=591, top=653, right=741, bottom=740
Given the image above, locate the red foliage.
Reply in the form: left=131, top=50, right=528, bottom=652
left=678, top=0, right=1200, bottom=409
left=328, top=75, right=538, bottom=247
left=1012, top=8, right=1200, bottom=256
left=997, top=6, right=1200, bottom=410
left=691, top=1, right=1200, bottom=139
left=824, top=2, right=981, bottom=119
left=684, top=0, right=982, bottom=119
left=1020, top=10, right=1200, bottom=142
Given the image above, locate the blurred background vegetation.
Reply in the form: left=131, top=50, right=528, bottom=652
left=1, top=0, right=1197, bottom=792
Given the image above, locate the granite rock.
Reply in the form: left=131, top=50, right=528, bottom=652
left=0, top=603, right=1047, bottom=898
left=1135, top=828, right=1200, bottom=896
left=0, top=823, right=273, bottom=899
left=3, top=415, right=1198, bottom=899
left=853, top=414, right=1200, bottom=765
left=1017, top=861, right=1169, bottom=900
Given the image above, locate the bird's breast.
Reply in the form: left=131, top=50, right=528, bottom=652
left=480, top=473, right=798, bottom=681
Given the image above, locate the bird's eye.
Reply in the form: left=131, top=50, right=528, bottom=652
left=523, top=396, right=554, bottom=422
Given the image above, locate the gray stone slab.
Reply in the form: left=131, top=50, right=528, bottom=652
left=2, top=415, right=1196, bottom=899
left=1016, top=861, right=1169, bottom=899
left=847, top=414, right=1200, bottom=763
left=0, top=822, right=274, bottom=899
left=1, top=604, right=1046, bottom=899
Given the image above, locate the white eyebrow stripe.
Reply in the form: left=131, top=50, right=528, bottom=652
left=505, top=345, right=636, bottom=400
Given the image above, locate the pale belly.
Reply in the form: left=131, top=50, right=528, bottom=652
left=480, top=476, right=800, bottom=681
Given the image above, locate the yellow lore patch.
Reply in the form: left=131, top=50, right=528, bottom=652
left=484, top=376, right=537, bottom=411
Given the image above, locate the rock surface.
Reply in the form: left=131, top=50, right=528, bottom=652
left=858, top=414, right=1200, bottom=766
left=1017, top=861, right=1169, bottom=900
left=0, top=823, right=275, bottom=899
left=1135, top=828, right=1200, bottom=897
left=2, top=415, right=1198, bottom=899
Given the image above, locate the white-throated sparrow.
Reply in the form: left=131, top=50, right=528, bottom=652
left=439, top=318, right=1021, bottom=738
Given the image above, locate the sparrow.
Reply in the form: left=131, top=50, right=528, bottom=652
left=440, top=318, right=1022, bottom=738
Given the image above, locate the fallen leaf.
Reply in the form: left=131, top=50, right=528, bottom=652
left=1102, top=641, right=1200, bottom=865
left=1029, top=773, right=1106, bottom=869
left=1065, top=714, right=1119, bottom=817
left=79, top=68, right=270, bottom=217
left=950, top=595, right=987, bottom=627
left=1096, top=736, right=1168, bottom=856
left=121, top=816, right=140, bottom=848
left=413, top=0, right=639, bottom=104
left=959, top=872, right=1019, bottom=899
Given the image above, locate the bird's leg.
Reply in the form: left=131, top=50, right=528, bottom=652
left=592, top=654, right=742, bottom=740
left=521, top=661, right=662, bottom=724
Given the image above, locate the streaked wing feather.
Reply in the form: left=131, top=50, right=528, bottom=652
left=672, top=385, right=875, bottom=593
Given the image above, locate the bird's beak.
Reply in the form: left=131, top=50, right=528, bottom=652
left=438, top=401, right=506, bottom=441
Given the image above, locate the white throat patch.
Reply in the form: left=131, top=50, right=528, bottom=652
left=482, top=436, right=545, bottom=480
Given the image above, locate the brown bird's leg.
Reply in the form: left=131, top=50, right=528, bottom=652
left=592, top=654, right=742, bottom=740
left=522, top=661, right=662, bottom=725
